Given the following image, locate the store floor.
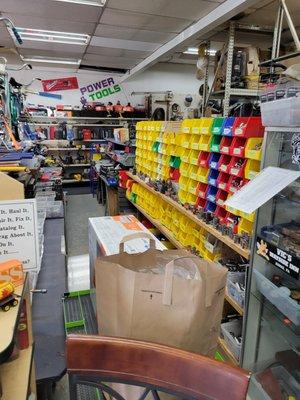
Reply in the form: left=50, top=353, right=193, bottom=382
left=53, top=193, right=104, bottom=400
left=66, top=193, right=105, bottom=256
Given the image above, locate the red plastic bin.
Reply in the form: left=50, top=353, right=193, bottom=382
left=217, top=172, right=230, bottom=192
left=170, top=168, right=180, bottom=181
left=215, top=206, right=228, bottom=224
left=196, top=197, right=206, bottom=210
left=229, top=137, right=247, bottom=158
left=227, top=176, right=248, bottom=194
left=233, top=117, right=264, bottom=138
left=197, top=182, right=209, bottom=198
left=220, top=136, right=233, bottom=155
left=225, top=213, right=239, bottom=234
left=218, top=155, right=232, bottom=174
left=198, top=151, right=210, bottom=168
left=216, top=189, right=228, bottom=207
left=228, top=157, right=247, bottom=177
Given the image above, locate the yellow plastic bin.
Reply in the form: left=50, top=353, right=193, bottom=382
left=191, top=119, right=203, bottom=134
left=189, top=149, right=200, bottom=165
left=181, top=148, right=191, bottom=163
left=198, top=167, right=210, bottom=183
left=191, top=135, right=201, bottom=150
left=179, top=162, right=190, bottom=177
left=188, top=179, right=199, bottom=195
left=245, top=138, right=263, bottom=160
left=200, top=117, right=213, bottom=135
left=238, top=218, right=253, bottom=235
left=198, top=135, right=212, bottom=151
left=245, top=159, right=260, bottom=180
left=179, top=176, right=189, bottom=191
left=187, top=192, right=197, bottom=205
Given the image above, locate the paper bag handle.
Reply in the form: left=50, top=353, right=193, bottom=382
left=119, top=232, right=156, bottom=253
left=163, top=256, right=212, bottom=307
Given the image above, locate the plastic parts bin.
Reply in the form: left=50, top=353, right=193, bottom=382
left=238, top=217, right=253, bottom=235
left=188, top=179, right=199, bottom=195
left=200, top=117, right=213, bottom=134
left=208, top=169, right=219, bottom=187
left=220, top=136, right=233, bottom=155
left=215, top=206, right=228, bottom=224
left=211, top=117, right=225, bottom=135
left=227, top=272, right=245, bottom=308
left=196, top=197, right=206, bottom=209
left=181, top=148, right=191, bottom=163
left=216, top=189, right=228, bottom=207
left=210, top=135, right=222, bottom=153
left=169, top=155, right=181, bottom=168
left=221, top=319, right=242, bottom=361
left=205, top=201, right=217, bottom=213
left=245, top=137, right=263, bottom=160
left=229, top=157, right=247, bottom=177
left=198, top=167, right=210, bottom=183
left=198, top=182, right=209, bottom=198
left=245, top=159, right=260, bottom=180
left=206, top=186, right=218, bottom=203
left=198, top=135, right=212, bottom=151
left=191, top=119, right=203, bottom=134
left=221, top=117, right=235, bottom=136
left=227, top=176, right=248, bottom=194
left=217, top=172, right=230, bottom=192
left=190, top=149, right=200, bottom=165
left=233, top=116, right=264, bottom=138
left=179, top=176, right=189, bottom=191
left=198, top=151, right=210, bottom=168
left=169, top=168, right=180, bottom=181
left=179, top=161, right=190, bottom=177
left=254, top=269, right=300, bottom=326
left=230, top=137, right=247, bottom=157
left=218, top=155, right=231, bottom=174
left=208, top=153, right=221, bottom=170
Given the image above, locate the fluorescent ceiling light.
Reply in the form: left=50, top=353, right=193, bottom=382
left=17, top=27, right=90, bottom=45
left=184, top=47, right=217, bottom=56
left=52, top=0, right=106, bottom=6
left=21, top=56, right=81, bottom=65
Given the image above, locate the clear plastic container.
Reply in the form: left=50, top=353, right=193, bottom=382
left=250, top=365, right=300, bottom=400
left=220, top=319, right=242, bottom=362
left=261, top=96, right=300, bottom=127
left=227, top=272, right=245, bottom=308
left=254, top=269, right=300, bottom=326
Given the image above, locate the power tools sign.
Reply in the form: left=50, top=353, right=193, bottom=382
left=79, top=77, right=122, bottom=105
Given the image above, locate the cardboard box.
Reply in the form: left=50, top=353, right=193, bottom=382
left=0, top=259, right=24, bottom=287
left=89, top=215, right=165, bottom=287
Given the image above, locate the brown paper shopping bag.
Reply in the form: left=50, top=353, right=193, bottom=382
left=95, top=232, right=227, bottom=356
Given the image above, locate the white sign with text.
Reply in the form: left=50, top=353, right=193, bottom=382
left=0, top=199, right=40, bottom=270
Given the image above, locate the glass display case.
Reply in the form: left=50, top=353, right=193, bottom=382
left=242, top=127, right=300, bottom=400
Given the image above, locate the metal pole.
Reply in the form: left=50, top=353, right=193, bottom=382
left=271, top=4, right=284, bottom=60
left=202, top=42, right=210, bottom=116
left=223, top=22, right=235, bottom=117
left=281, top=0, right=300, bottom=51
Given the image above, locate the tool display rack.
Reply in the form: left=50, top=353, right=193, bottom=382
left=242, top=127, right=300, bottom=399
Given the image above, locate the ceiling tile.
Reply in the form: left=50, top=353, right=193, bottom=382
left=106, top=0, right=219, bottom=21
left=100, top=8, right=191, bottom=33
left=87, top=45, right=153, bottom=58
left=0, top=0, right=103, bottom=23
left=94, top=24, right=174, bottom=43
left=90, top=36, right=159, bottom=51
left=1, top=13, right=96, bottom=35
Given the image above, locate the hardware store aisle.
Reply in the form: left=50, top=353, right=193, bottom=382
left=66, top=193, right=105, bottom=256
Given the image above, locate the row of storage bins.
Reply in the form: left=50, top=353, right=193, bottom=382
left=127, top=182, right=221, bottom=262
left=136, top=135, right=262, bottom=161
left=136, top=116, right=264, bottom=138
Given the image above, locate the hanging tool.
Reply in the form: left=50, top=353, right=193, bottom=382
left=0, top=17, right=23, bottom=45
left=1, top=114, right=22, bottom=150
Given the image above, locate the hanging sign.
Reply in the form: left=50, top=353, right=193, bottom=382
left=79, top=76, right=122, bottom=104
left=42, top=76, right=79, bottom=92
left=0, top=199, right=39, bottom=270
left=256, top=236, right=300, bottom=279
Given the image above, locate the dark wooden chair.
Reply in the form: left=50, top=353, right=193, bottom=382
left=67, top=335, right=251, bottom=400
